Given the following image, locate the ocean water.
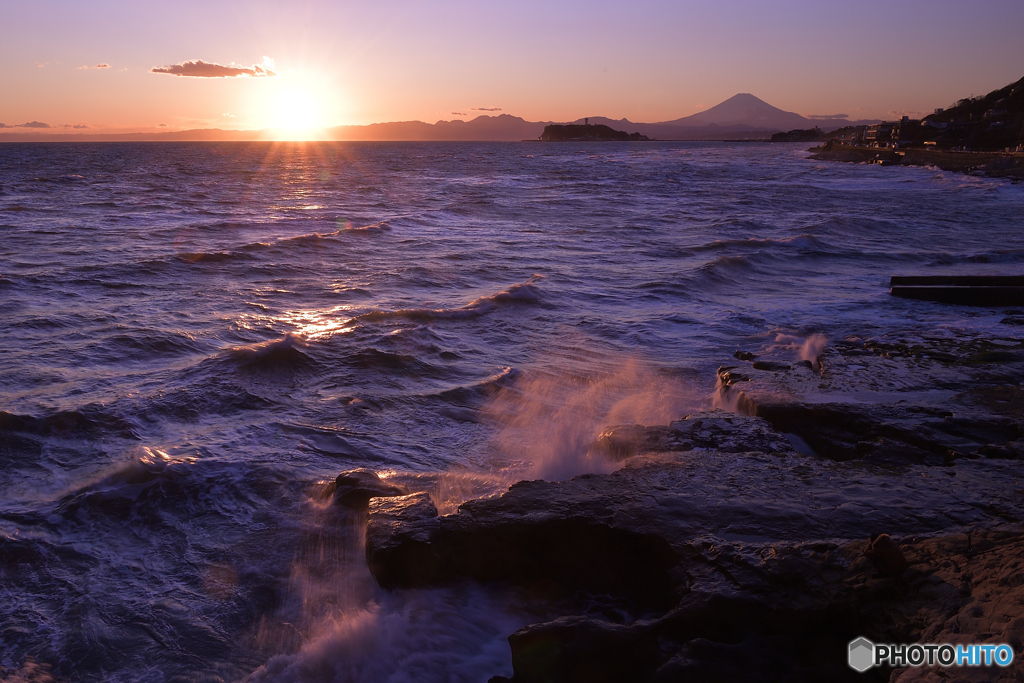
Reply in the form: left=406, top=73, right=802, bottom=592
left=1, top=141, right=1023, bottom=682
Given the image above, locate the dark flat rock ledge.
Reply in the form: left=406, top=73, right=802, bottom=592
left=808, top=145, right=1024, bottom=180
left=363, top=407, right=1024, bottom=681
left=367, top=445, right=1024, bottom=594
left=362, top=325, right=1024, bottom=681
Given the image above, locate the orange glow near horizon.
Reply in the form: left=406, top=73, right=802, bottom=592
left=265, top=89, right=324, bottom=139
left=240, top=71, right=341, bottom=140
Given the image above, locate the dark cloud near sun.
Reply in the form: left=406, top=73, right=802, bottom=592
left=471, top=107, right=501, bottom=111
left=805, top=113, right=848, bottom=120
left=150, top=59, right=277, bottom=78
left=452, top=111, right=467, bottom=116
left=0, top=121, right=59, bottom=129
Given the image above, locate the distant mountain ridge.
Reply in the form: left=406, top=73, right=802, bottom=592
left=0, top=94, right=880, bottom=142
left=573, top=94, right=879, bottom=140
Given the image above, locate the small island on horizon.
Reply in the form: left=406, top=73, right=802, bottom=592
left=540, top=122, right=650, bottom=142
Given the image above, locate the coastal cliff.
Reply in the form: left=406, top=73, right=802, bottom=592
left=808, top=75, right=1024, bottom=179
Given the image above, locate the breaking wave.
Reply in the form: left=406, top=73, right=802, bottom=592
left=355, top=276, right=544, bottom=324
left=225, top=334, right=317, bottom=372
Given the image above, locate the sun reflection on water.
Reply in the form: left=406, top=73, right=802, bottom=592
left=257, top=306, right=359, bottom=341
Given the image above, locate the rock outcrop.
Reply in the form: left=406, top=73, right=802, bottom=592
left=360, top=329, right=1024, bottom=681
left=325, top=468, right=407, bottom=509
left=364, top=436, right=1024, bottom=681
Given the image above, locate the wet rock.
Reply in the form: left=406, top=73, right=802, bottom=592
left=471, top=335, right=1024, bottom=680
left=752, top=361, right=791, bottom=371
left=716, top=366, right=750, bottom=388
left=593, top=412, right=793, bottom=459
left=362, top=431, right=1024, bottom=682
left=364, top=492, right=441, bottom=588
left=593, top=424, right=692, bottom=458
left=863, top=533, right=907, bottom=576
left=508, top=615, right=662, bottom=683
left=733, top=350, right=758, bottom=361
left=889, top=528, right=1024, bottom=682
left=365, top=441, right=1024, bottom=598
left=977, top=440, right=1024, bottom=459
left=596, top=424, right=661, bottom=459
left=329, top=468, right=407, bottom=509
left=732, top=397, right=1011, bottom=464
left=367, top=477, right=682, bottom=608
left=956, top=385, right=1024, bottom=418
left=494, top=525, right=1024, bottom=682
left=667, top=410, right=792, bottom=454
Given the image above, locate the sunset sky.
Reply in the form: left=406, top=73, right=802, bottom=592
left=2, top=0, right=1023, bottom=134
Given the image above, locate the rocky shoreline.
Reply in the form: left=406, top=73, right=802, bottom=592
left=808, top=145, right=1024, bottom=181
left=340, top=326, right=1024, bottom=681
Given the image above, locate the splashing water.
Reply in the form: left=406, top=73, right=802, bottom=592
left=484, top=358, right=702, bottom=483
left=773, top=332, right=829, bottom=372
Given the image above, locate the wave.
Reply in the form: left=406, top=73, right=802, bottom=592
left=432, top=366, right=520, bottom=405
left=0, top=407, right=138, bottom=440
left=257, top=221, right=393, bottom=251
left=244, top=585, right=527, bottom=683
left=339, top=220, right=391, bottom=233
left=136, top=380, right=273, bottom=422
left=54, top=447, right=176, bottom=519
left=964, top=249, right=1024, bottom=264
left=149, top=220, right=395, bottom=268
left=377, top=325, right=448, bottom=355
left=90, top=331, right=207, bottom=361
left=50, top=447, right=307, bottom=523
left=695, top=253, right=765, bottom=280
left=226, top=334, right=317, bottom=373
left=175, top=250, right=246, bottom=264
left=31, top=174, right=85, bottom=183
left=354, top=275, right=544, bottom=324
left=345, top=348, right=447, bottom=379
left=691, top=234, right=825, bottom=252
left=802, top=215, right=901, bottom=238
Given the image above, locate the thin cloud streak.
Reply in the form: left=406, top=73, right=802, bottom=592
left=150, top=59, right=277, bottom=78
left=471, top=107, right=501, bottom=111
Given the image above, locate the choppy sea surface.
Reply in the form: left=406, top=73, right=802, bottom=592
left=1, top=141, right=1023, bottom=682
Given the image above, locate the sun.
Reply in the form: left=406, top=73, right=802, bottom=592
left=267, top=89, right=327, bottom=139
